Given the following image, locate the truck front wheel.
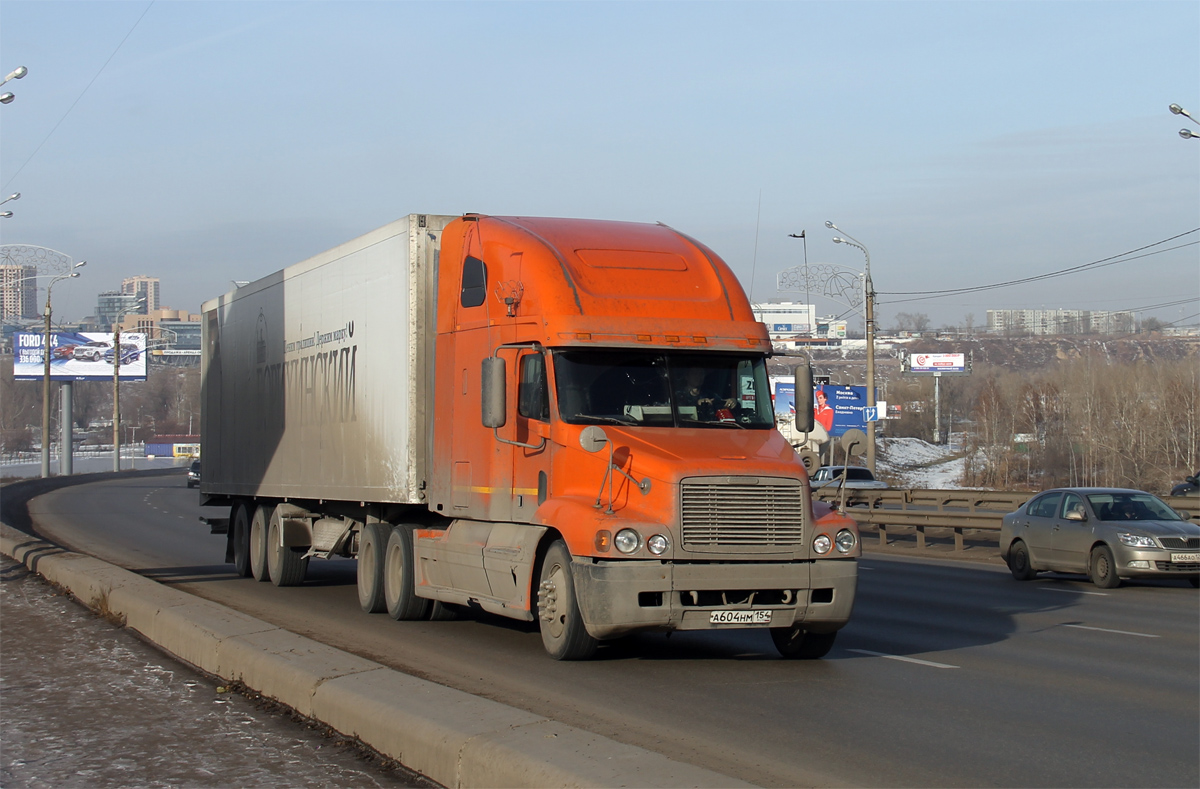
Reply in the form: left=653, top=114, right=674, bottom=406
left=267, top=506, right=308, bottom=587
left=537, top=540, right=598, bottom=660
left=771, top=626, right=837, bottom=659
left=357, top=523, right=388, bottom=613
left=384, top=524, right=430, bottom=620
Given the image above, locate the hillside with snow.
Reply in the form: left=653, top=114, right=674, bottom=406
left=876, top=437, right=970, bottom=489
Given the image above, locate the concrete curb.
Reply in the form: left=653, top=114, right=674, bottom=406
left=0, top=518, right=748, bottom=788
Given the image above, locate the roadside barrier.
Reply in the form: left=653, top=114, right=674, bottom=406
left=811, top=488, right=1200, bottom=551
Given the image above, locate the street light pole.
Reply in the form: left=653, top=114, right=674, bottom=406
left=40, top=262, right=86, bottom=477
left=112, top=299, right=146, bottom=471
left=826, top=221, right=877, bottom=475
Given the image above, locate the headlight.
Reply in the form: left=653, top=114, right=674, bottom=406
left=1118, top=532, right=1157, bottom=548
left=614, top=528, right=642, bottom=554
left=813, top=534, right=832, bottom=554
left=835, top=529, right=857, bottom=553
left=647, top=533, right=670, bottom=555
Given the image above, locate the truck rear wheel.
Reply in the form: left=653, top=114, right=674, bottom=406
left=771, top=626, right=837, bottom=659
left=267, top=506, right=308, bottom=587
left=384, top=524, right=430, bottom=620
left=537, top=540, right=598, bottom=660
left=250, top=505, right=271, bottom=582
left=357, top=523, right=388, bottom=613
left=231, top=503, right=251, bottom=578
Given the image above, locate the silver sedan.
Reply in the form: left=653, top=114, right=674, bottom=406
left=1001, top=487, right=1200, bottom=588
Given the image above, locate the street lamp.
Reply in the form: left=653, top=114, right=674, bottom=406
left=1, top=65, right=27, bottom=105
left=0, top=193, right=18, bottom=207
left=112, top=299, right=146, bottom=471
left=41, top=261, right=87, bottom=477
left=1170, top=103, right=1199, bottom=140
left=825, top=220, right=878, bottom=475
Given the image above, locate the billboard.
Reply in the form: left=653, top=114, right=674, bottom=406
left=772, top=378, right=872, bottom=437
left=13, top=331, right=148, bottom=381
left=908, top=353, right=967, bottom=374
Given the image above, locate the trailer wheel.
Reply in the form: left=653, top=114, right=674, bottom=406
left=427, top=601, right=462, bottom=621
left=384, top=524, right=430, bottom=620
left=537, top=540, right=598, bottom=660
left=231, top=503, right=252, bottom=578
left=771, top=627, right=837, bottom=659
left=250, top=505, right=271, bottom=582
left=267, top=506, right=308, bottom=587
left=357, top=523, right=388, bottom=613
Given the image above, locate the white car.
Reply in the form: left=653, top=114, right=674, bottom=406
left=810, top=465, right=888, bottom=490
left=73, top=341, right=110, bottom=362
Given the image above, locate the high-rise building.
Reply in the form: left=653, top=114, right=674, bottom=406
left=0, top=264, right=38, bottom=320
left=96, top=291, right=142, bottom=330
left=121, top=275, right=160, bottom=313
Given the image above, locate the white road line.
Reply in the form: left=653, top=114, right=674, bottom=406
left=847, top=649, right=959, bottom=669
left=1063, top=624, right=1159, bottom=638
left=1039, top=587, right=1108, bottom=596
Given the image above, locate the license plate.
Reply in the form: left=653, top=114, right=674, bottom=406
left=1171, top=553, right=1200, bottom=563
left=709, top=610, right=772, bottom=625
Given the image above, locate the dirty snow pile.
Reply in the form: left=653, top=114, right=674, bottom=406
left=876, top=437, right=969, bottom=490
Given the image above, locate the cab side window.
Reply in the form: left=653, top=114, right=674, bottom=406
left=518, top=353, right=549, bottom=421
left=461, top=256, right=487, bottom=308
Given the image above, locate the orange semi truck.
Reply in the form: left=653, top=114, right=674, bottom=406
left=200, top=214, right=859, bottom=659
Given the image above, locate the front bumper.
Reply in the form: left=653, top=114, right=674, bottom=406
left=1112, top=545, right=1200, bottom=579
left=570, top=558, right=858, bottom=640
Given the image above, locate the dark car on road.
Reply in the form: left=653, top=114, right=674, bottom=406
left=1171, top=473, right=1199, bottom=497
left=809, top=465, right=888, bottom=490
left=186, top=460, right=201, bottom=488
left=1001, top=487, right=1200, bottom=588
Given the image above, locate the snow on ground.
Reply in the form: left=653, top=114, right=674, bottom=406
left=877, top=436, right=971, bottom=490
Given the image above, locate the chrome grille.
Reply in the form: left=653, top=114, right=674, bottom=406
left=681, top=477, right=804, bottom=547
left=1159, top=537, right=1200, bottom=550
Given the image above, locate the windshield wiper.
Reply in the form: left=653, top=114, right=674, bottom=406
left=574, top=415, right=636, bottom=425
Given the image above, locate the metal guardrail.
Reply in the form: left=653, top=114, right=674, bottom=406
left=812, top=488, right=1200, bottom=551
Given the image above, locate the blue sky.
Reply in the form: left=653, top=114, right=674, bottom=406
left=2, top=0, right=1197, bottom=330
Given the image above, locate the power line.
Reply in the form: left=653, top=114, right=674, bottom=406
left=2, top=2, right=155, bottom=191
left=876, top=229, right=1199, bottom=304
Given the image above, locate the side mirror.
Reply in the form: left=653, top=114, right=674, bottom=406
left=793, top=363, right=814, bottom=432
left=481, top=356, right=506, bottom=428
left=579, top=425, right=608, bottom=453
left=1064, top=509, right=1086, bottom=522
left=840, top=429, right=868, bottom=457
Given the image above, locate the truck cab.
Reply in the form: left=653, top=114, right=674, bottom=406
left=421, top=216, right=860, bottom=658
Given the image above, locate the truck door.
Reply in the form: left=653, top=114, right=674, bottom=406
left=511, top=349, right=552, bottom=523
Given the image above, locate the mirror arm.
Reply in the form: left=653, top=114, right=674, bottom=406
left=493, top=430, right=545, bottom=451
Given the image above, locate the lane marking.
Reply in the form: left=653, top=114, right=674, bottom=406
left=1039, top=587, right=1108, bottom=597
left=847, top=649, right=959, bottom=669
left=1063, top=624, right=1159, bottom=638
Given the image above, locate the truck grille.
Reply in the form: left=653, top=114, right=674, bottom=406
left=681, top=477, right=804, bottom=548
left=1159, top=537, right=1200, bottom=550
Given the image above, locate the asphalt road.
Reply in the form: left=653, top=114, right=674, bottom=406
left=26, top=472, right=1200, bottom=788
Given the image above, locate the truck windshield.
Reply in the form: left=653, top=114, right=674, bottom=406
left=553, top=350, right=775, bottom=428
